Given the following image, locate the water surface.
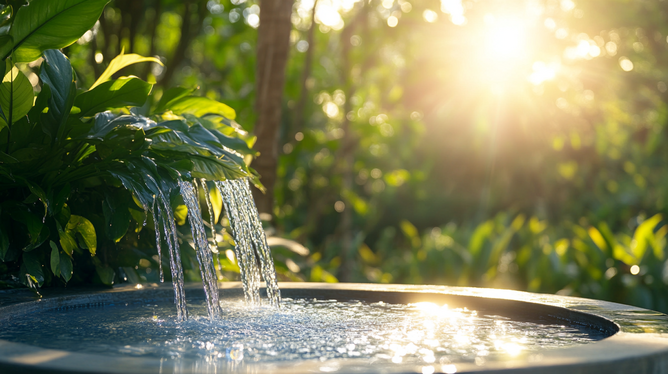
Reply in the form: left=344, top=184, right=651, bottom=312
left=0, top=298, right=609, bottom=365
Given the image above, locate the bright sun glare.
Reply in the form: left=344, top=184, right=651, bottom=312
left=484, top=17, right=526, bottom=61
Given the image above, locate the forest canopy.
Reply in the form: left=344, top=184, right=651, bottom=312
left=3, top=0, right=668, bottom=313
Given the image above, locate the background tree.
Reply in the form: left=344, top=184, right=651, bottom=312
left=252, top=0, right=295, bottom=217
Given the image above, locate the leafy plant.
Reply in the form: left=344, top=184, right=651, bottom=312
left=0, top=0, right=257, bottom=288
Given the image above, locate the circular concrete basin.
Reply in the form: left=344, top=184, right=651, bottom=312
left=0, top=282, right=667, bottom=373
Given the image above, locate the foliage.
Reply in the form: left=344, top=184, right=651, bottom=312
left=0, top=0, right=254, bottom=289
left=7, top=0, right=668, bottom=314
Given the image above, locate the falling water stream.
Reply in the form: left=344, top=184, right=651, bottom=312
left=149, top=177, right=281, bottom=321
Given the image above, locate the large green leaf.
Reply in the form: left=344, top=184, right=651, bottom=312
left=56, top=220, right=77, bottom=256
left=167, top=96, right=236, bottom=120
left=0, top=0, right=110, bottom=62
left=188, top=123, right=256, bottom=157
left=632, top=214, right=663, bottom=261
left=40, top=49, right=76, bottom=139
left=66, top=215, right=97, bottom=255
left=0, top=150, right=18, bottom=163
left=209, top=128, right=257, bottom=156
left=59, top=252, right=72, bottom=282
left=87, top=113, right=154, bottom=140
left=108, top=170, right=154, bottom=210
left=189, top=154, right=248, bottom=180
left=22, top=249, right=44, bottom=285
left=0, top=63, right=33, bottom=126
left=75, top=77, right=152, bottom=117
left=90, top=50, right=162, bottom=90
left=95, top=264, right=115, bottom=285
left=27, top=81, right=50, bottom=124
left=5, top=203, right=43, bottom=245
left=102, top=190, right=131, bottom=243
left=18, top=177, right=49, bottom=219
left=49, top=240, right=60, bottom=277
left=154, top=86, right=197, bottom=113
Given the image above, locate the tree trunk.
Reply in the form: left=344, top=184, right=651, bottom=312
left=291, top=0, right=318, bottom=139
left=252, top=0, right=294, bottom=219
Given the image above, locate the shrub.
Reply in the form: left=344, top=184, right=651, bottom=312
left=0, top=0, right=256, bottom=288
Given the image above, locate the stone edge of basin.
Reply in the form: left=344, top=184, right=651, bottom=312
left=0, top=282, right=666, bottom=374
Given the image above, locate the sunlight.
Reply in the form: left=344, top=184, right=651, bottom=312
left=529, top=61, right=558, bottom=85
left=483, top=17, right=527, bottom=65
left=461, top=14, right=534, bottom=89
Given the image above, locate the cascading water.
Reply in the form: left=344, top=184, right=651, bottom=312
left=178, top=180, right=222, bottom=320
left=146, top=177, right=280, bottom=321
left=216, top=179, right=281, bottom=307
left=219, top=179, right=281, bottom=306
left=153, top=189, right=189, bottom=321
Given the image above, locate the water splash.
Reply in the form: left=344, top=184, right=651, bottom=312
left=179, top=180, right=221, bottom=320
left=216, top=179, right=281, bottom=307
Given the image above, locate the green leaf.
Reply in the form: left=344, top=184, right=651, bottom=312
left=75, top=77, right=152, bottom=117
left=102, top=191, right=131, bottom=243
left=95, top=265, right=115, bottom=285
left=209, top=128, right=257, bottom=156
left=167, top=96, right=236, bottom=120
left=40, top=49, right=76, bottom=140
left=22, top=249, right=44, bottom=286
left=22, top=178, right=49, bottom=219
left=0, top=63, right=34, bottom=125
left=108, top=170, right=154, bottom=210
left=0, top=150, right=18, bottom=163
left=22, top=225, right=49, bottom=252
left=0, top=0, right=111, bottom=62
left=49, top=240, right=60, bottom=277
left=154, top=86, right=197, bottom=113
left=27, top=81, right=50, bottom=125
left=59, top=252, right=72, bottom=282
left=189, top=154, right=247, bottom=180
left=51, top=183, right=70, bottom=217
left=66, top=215, right=97, bottom=255
left=90, top=50, right=162, bottom=90
left=632, top=214, right=662, bottom=260
left=56, top=220, right=77, bottom=256
left=6, top=203, right=43, bottom=246
left=86, top=113, right=154, bottom=140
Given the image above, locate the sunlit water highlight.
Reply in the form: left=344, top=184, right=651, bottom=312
left=0, top=298, right=608, bottom=365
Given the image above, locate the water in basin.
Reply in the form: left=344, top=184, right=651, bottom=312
left=0, top=297, right=610, bottom=366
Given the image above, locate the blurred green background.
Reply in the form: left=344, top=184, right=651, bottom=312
left=58, top=0, right=668, bottom=312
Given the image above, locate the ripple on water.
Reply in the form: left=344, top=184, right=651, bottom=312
left=0, top=298, right=609, bottom=364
